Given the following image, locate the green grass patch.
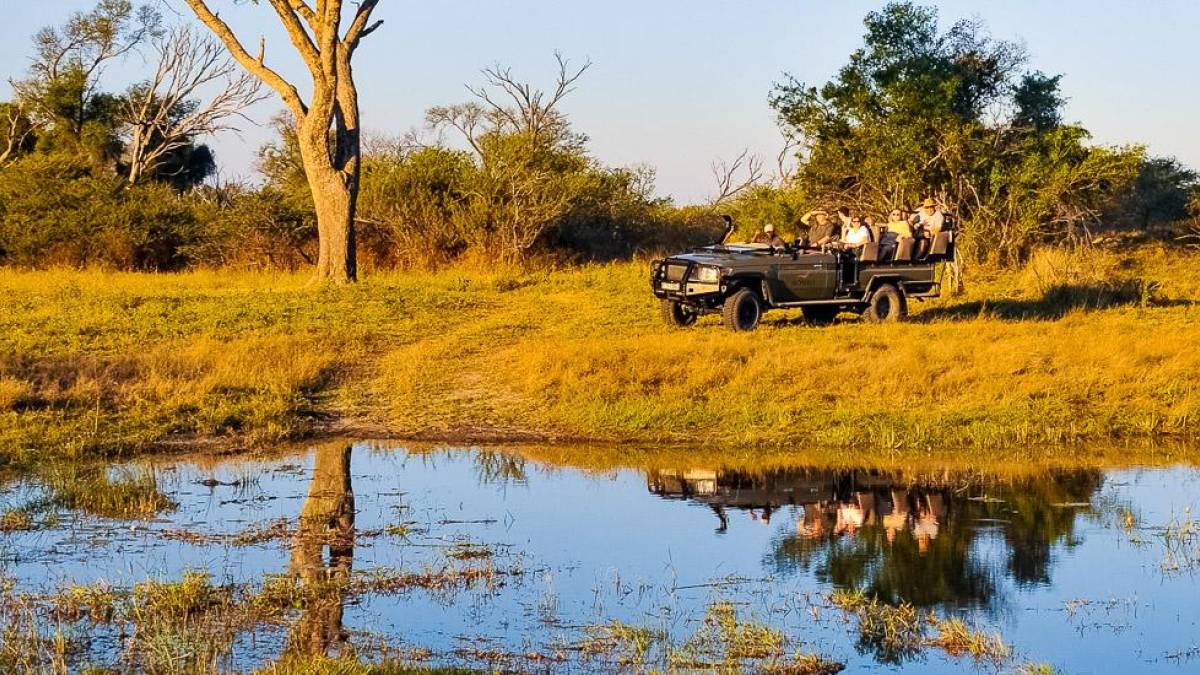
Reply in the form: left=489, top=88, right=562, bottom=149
left=1, top=244, right=1199, bottom=466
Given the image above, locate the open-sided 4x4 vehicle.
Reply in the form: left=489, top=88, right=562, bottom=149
left=651, top=223, right=955, bottom=331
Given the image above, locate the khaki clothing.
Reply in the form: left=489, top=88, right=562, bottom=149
left=808, top=221, right=840, bottom=245
left=910, top=209, right=945, bottom=236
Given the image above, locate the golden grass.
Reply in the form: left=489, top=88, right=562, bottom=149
left=1, top=244, right=1199, bottom=466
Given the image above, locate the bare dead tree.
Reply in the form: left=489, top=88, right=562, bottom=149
left=428, top=52, right=590, bottom=152
left=470, top=52, right=590, bottom=147
left=427, top=54, right=592, bottom=262
left=775, top=136, right=801, bottom=183
left=0, top=103, right=35, bottom=166
left=182, top=0, right=384, bottom=283
left=710, top=149, right=764, bottom=206
left=121, top=26, right=265, bottom=186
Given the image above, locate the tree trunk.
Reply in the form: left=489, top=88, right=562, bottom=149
left=299, top=124, right=358, bottom=284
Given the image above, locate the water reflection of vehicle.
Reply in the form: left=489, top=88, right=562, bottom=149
left=647, top=466, right=1103, bottom=611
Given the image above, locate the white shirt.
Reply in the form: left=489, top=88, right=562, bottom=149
left=842, top=225, right=872, bottom=246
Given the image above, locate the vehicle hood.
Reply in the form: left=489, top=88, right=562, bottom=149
left=665, top=246, right=834, bottom=267
left=666, top=246, right=773, bottom=265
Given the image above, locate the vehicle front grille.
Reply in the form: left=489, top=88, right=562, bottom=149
left=664, top=263, right=689, bottom=282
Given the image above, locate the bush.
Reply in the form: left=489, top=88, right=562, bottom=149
left=0, top=155, right=199, bottom=270
left=186, top=185, right=317, bottom=271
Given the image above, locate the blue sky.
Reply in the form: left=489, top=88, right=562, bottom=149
left=1, top=1, right=1196, bottom=203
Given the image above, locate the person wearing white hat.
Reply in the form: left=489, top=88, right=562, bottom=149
left=753, top=222, right=786, bottom=247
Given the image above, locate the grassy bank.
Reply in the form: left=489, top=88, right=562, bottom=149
left=1, top=244, right=1199, bottom=466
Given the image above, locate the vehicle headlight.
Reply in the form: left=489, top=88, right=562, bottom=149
left=692, top=265, right=721, bottom=284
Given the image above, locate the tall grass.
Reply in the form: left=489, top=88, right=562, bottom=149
left=1, top=244, right=1198, bottom=465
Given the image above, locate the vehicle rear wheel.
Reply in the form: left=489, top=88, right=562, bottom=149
left=722, top=288, right=763, bottom=332
left=802, top=305, right=839, bottom=326
left=659, top=299, right=698, bottom=328
left=864, top=284, right=907, bottom=323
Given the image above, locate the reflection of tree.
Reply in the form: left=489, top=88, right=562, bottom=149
left=286, top=443, right=355, bottom=657
left=992, top=471, right=1101, bottom=585
left=473, top=449, right=527, bottom=487
left=753, top=470, right=1103, bottom=611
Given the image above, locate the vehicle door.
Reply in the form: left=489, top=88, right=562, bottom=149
left=775, top=253, right=837, bottom=301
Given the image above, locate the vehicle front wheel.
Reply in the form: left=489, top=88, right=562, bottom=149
left=659, top=299, right=698, bottom=328
left=864, top=284, right=908, bottom=323
left=722, top=288, right=763, bottom=332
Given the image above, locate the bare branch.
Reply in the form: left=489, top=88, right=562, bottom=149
left=288, top=0, right=317, bottom=26
left=776, top=136, right=801, bottom=182
left=182, top=0, right=307, bottom=117
left=710, top=149, right=764, bottom=205
left=265, top=0, right=322, bottom=75
left=0, top=102, right=34, bottom=166
left=121, top=26, right=267, bottom=185
left=344, top=0, right=383, bottom=52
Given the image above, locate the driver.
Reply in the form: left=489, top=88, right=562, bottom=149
left=752, top=223, right=786, bottom=247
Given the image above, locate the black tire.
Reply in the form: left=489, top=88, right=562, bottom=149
left=802, top=305, right=839, bottom=326
left=659, top=299, right=698, bottom=328
left=864, top=283, right=907, bottom=323
left=722, top=288, right=763, bottom=332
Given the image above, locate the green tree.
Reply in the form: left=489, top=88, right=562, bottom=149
left=12, top=0, right=160, bottom=164
left=770, top=2, right=1142, bottom=263
left=1114, top=157, right=1199, bottom=229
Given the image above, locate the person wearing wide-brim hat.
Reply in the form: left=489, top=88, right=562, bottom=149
left=909, top=197, right=946, bottom=238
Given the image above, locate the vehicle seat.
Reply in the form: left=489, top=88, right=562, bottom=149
left=928, top=231, right=952, bottom=259
left=859, top=241, right=880, bottom=263
left=893, top=237, right=915, bottom=263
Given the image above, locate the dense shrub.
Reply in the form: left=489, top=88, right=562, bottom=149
left=185, top=186, right=317, bottom=271
left=0, top=155, right=199, bottom=270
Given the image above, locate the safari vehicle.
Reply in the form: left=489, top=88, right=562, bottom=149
left=650, top=218, right=954, bottom=331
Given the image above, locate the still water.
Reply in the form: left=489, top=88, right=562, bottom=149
left=2, top=443, right=1199, bottom=673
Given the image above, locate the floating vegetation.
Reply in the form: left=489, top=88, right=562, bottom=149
left=830, top=590, right=1011, bottom=667
left=0, top=507, right=34, bottom=532
left=39, top=464, right=176, bottom=520
left=929, top=618, right=1011, bottom=665
left=1157, top=513, right=1200, bottom=572
left=0, top=561, right=514, bottom=673
left=579, top=601, right=843, bottom=674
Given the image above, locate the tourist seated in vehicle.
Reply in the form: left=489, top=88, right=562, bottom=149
left=840, top=215, right=873, bottom=251
left=886, top=208, right=914, bottom=239
left=752, top=222, right=786, bottom=247
left=800, top=209, right=840, bottom=246
left=909, top=197, right=946, bottom=238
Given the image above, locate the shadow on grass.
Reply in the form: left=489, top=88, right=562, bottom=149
left=916, top=281, right=1190, bottom=322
